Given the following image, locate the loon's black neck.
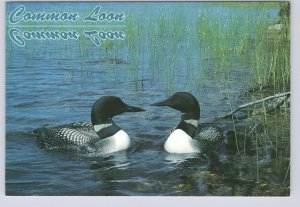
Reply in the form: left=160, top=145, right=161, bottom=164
left=93, top=119, right=121, bottom=139
left=176, top=113, right=199, bottom=138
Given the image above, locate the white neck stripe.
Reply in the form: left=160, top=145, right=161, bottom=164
left=184, top=119, right=199, bottom=128
left=93, top=123, right=113, bottom=132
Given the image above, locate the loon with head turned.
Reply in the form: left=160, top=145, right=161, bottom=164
left=34, top=96, right=145, bottom=153
left=152, top=92, right=224, bottom=154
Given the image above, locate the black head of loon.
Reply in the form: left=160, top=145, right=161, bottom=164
left=151, top=92, right=200, bottom=120
left=91, top=96, right=145, bottom=138
left=91, top=96, right=145, bottom=124
left=152, top=92, right=200, bottom=120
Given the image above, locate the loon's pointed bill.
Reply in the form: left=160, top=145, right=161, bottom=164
left=152, top=92, right=223, bottom=154
left=124, top=105, right=145, bottom=112
left=34, top=96, right=145, bottom=154
left=151, top=98, right=173, bottom=107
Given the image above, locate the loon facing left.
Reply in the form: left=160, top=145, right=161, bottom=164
left=33, top=96, right=145, bottom=154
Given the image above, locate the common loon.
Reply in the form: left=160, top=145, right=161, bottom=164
left=34, top=96, right=145, bottom=153
left=152, top=92, right=223, bottom=154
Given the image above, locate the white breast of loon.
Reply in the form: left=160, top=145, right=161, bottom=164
left=93, top=130, right=131, bottom=153
left=164, top=129, right=200, bottom=154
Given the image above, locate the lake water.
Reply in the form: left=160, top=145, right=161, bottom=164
left=6, top=2, right=289, bottom=196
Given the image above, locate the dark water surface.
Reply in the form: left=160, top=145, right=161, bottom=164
left=6, top=2, right=289, bottom=196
